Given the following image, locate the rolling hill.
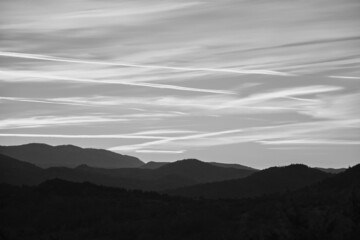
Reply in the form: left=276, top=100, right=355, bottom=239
left=155, top=159, right=256, bottom=183
left=139, top=161, right=169, bottom=169
left=0, top=143, right=144, bottom=168
left=0, top=154, right=255, bottom=191
left=140, top=160, right=257, bottom=171
left=166, top=164, right=332, bottom=199
left=60, top=159, right=256, bottom=187
left=0, top=153, right=44, bottom=185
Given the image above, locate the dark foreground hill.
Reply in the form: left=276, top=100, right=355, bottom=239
left=166, top=164, right=332, bottom=199
left=0, top=164, right=359, bottom=240
left=0, top=153, right=44, bottom=185
left=0, top=155, right=254, bottom=191
left=0, top=143, right=143, bottom=168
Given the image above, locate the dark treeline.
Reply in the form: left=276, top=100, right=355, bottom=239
left=0, top=164, right=359, bottom=240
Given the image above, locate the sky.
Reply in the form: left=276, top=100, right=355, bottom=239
left=0, top=0, right=360, bottom=169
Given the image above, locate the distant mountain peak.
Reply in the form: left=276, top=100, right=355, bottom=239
left=20, top=143, right=53, bottom=148
left=173, top=159, right=204, bottom=164
left=287, top=163, right=309, bottom=168
left=57, top=144, right=82, bottom=149
left=75, top=164, right=92, bottom=169
left=157, top=159, right=209, bottom=171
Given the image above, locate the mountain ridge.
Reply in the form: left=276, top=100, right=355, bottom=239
left=166, top=164, right=332, bottom=199
left=0, top=154, right=255, bottom=191
left=0, top=143, right=144, bottom=168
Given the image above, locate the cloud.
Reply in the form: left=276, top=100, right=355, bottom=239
left=0, top=116, right=128, bottom=129
left=215, top=85, right=342, bottom=109
left=259, top=139, right=360, bottom=145
left=132, top=129, right=199, bottom=135
left=1, top=0, right=203, bottom=31
left=108, top=128, right=245, bottom=151
left=108, top=119, right=360, bottom=152
left=0, top=85, right=346, bottom=119
left=0, top=133, right=168, bottom=140
left=0, top=70, right=235, bottom=94
left=135, top=149, right=185, bottom=154
left=329, top=75, right=360, bottom=80
left=0, top=96, right=90, bottom=106
left=2, top=84, right=341, bottom=106
left=0, top=51, right=292, bottom=76
left=60, top=2, right=202, bottom=20
left=299, top=93, right=360, bottom=120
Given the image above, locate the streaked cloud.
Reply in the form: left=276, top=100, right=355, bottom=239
left=109, top=128, right=248, bottom=151
left=1, top=0, right=203, bottom=31
left=0, top=116, right=128, bottom=129
left=259, top=139, right=360, bottom=145
left=0, top=85, right=342, bottom=112
left=136, top=149, right=185, bottom=154
left=0, top=51, right=291, bottom=76
left=0, top=133, right=168, bottom=140
left=0, top=96, right=90, bottom=107
left=329, top=75, right=360, bottom=80
left=109, top=119, right=360, bottom=152
left=0, top=70, right=235, bottom=94
left=132, top=129, right=199, bottom=135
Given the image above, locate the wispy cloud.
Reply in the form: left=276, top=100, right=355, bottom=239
left=1, top=0, right=203, bottom=30
left=259, top=139, right=360, bottom=145
left=0, top=116, right=127, bottom=129
left=0, top=51, right=292, bottom=76
left=0, top=70, right=235, bottom=94
left=108, top=128, right=246, bottom=151
left=136, top=149, right=185, bottom=154
left=299, top=93, right=360, bottom=120
left=216, top=85, right=342, bottom=109
left=0, top=84, right=342, bottom=110
left=109, top=119, right=360, bottom=152
left=132, top=129, right=199, bottom=135
left=329, top=75, right=360, bottom=80
left=0, top=96, right=90, bottom=106
left=0, top=133, right=168, bottom=140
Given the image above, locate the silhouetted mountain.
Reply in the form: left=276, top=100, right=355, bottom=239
left=155, top=159, right=256, bottom=183
left=74, top=159, right=255, bottom=187
left=0, top=153, right=44, bottom=185
left=0, top=155, right=254, bottom=191
left=0, top=143, right=144, bottom=168
left=0, top=165, right=358, bottom=240
left=139, top=160, right=257, bottom=171
left=316, top=167, right=346, bottom=174
left=139, top=161, right=169, bottom=169
left=313, top=164, right=360, bottom=190
left=0, top=154, right=193, bottom=190
left=166, top=164, right=332, bottom=199
left=0, top=154, right=143, bottom=188
left=209, top=161, right=257, bottom=170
